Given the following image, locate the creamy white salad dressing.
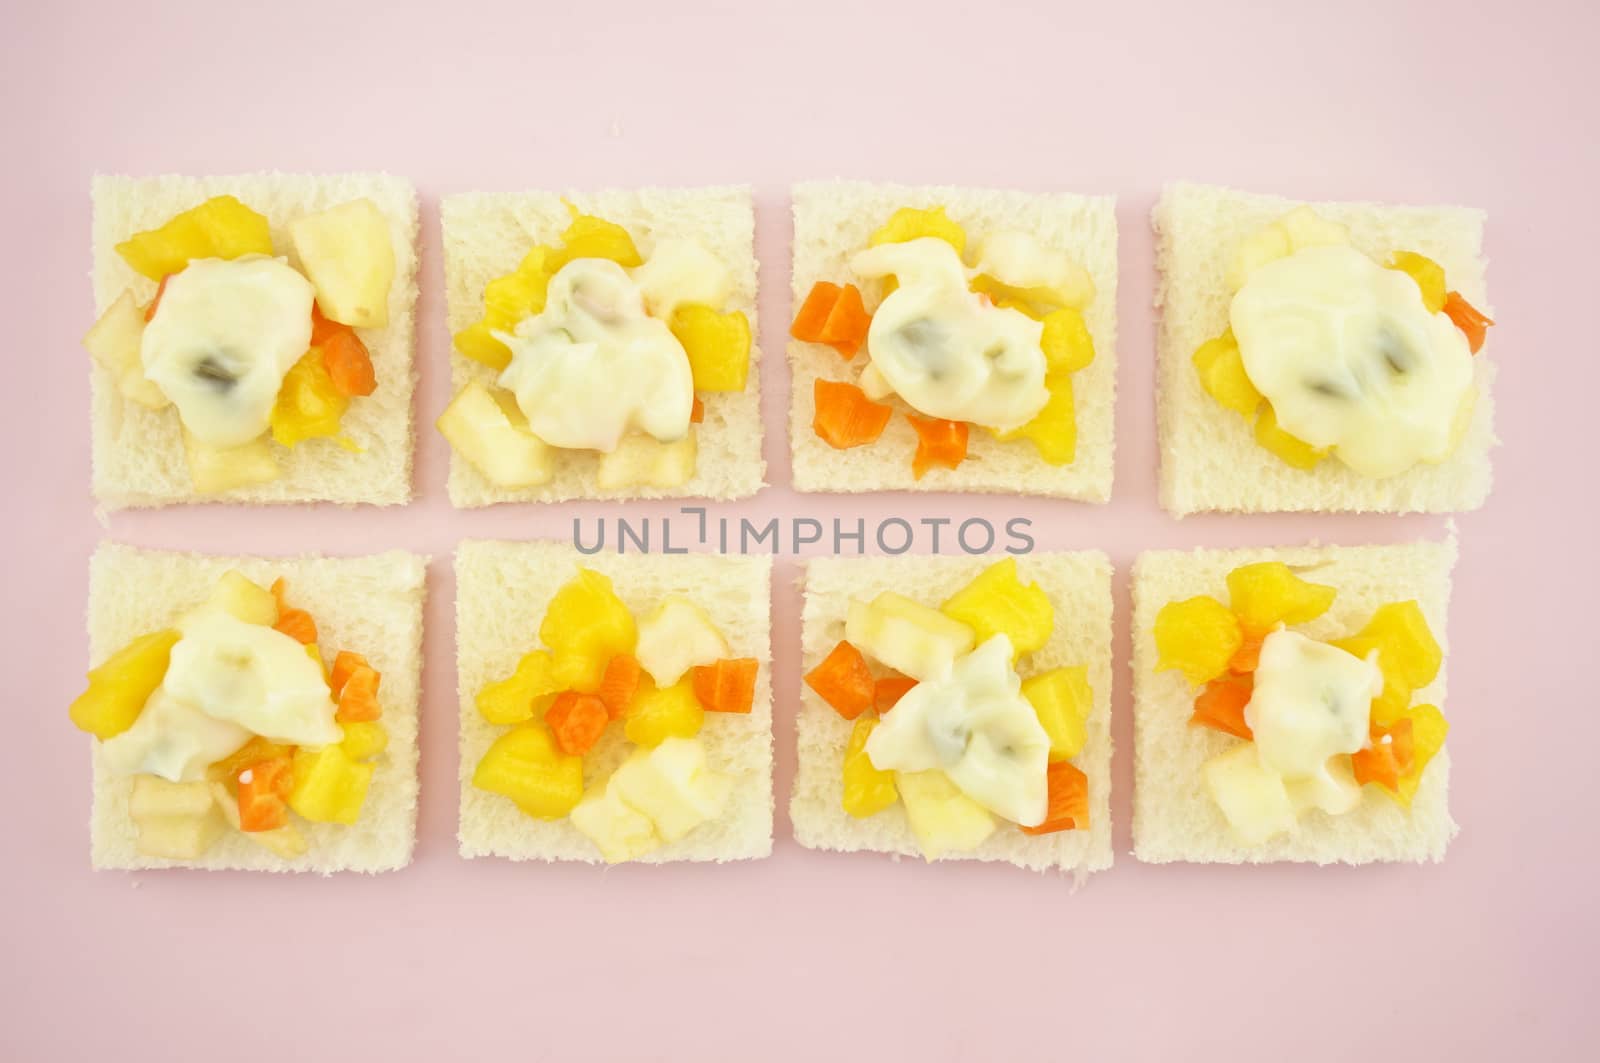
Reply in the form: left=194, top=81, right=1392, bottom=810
left=851, top=238, right=1048, bottom=431
left=1230, top=243, right=1476, bottom=478
left=1244, top=629, right=1380, bottom=792
left=865, top=634, right=1050, bottom=826
left=495, top=258, right=695, bottom=453
left=141, top=256, right=315, bottom=447
left=100, top=607, right=341, bottom=783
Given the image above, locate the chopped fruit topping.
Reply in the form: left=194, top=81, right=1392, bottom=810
left=270, top=350, right=349, bottom=448
left=335, top=664, right=382, bottom=723
left=804, top=640, right=876, bottom=720
left=873, top=675, right=917, bottom=714
left=1190, top=674, right=1255, bottom=740
left=992, top=373, right=1076, bottom=466
left=907, top=414, right=968, bottom=478
left=545, top=691, right=610, bottom=756
left=237, top=755, right=294, bottom=832
left=1333, top=601, right=1441, bottom=726
left=1193, top=329, right=1262, bottom=416
left=1442, top=291, right=1492, bottom=353
left=847, top=591, right=976, bottom=682
left=895, top=770, right=995, bottom=859
left=1039, top=307, right=1095, bottom=374
left=538, top=569, right=637, bottom=692
left=841, top=716, right=898, bottom=818
left=670, top=304, right=751, bottom=391
left=1154, top=595, right=1243, bottom=686
left=596, top=654, right=643, bottom=720
left=791, top=282, right=872, bottom=359
left=691, top=658, right=759, bottom=715
left=1225, top=562, right=1337, bottom=634
left=1253, top=404, right=1325, bottom=469
left=289, top=198, right=395, bottom=329
left=812, top=379, right=892, bottom=449
left=940, top=557, right=1054, bottom=661
left=115, top=195, right=273, bottom=280
left=1385, top=251, right=1448, bottom=314
left=318, top=316, right=377, bottom=398
left=473, top=725, right=584, bottom=821
left=288, top=744, right=374, bottom=825
left=339, top=720, right=389, bottom=762
left=1352, top=717, right=1415, bottom=792
left=868, top=206, right=967, bottom=256
left=329, top=650, right=370, bottom=697
left=1020, top=761, right=1090, bottom=835
left=623, top=679, right=705, bottom=748
left=69, top=629, right=181, bottom=739
left=477, top=650, right=561, bottom=725
left=1020, top=666, right=1092, bottom=761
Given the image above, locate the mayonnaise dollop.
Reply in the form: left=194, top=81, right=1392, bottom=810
left=851, top=238, right=1048, bottom=431
left=495, top=258, right=695, bottom=452
left=161, top=610, right=341, bottom=748
left=865, top=634, right=1050, bottom=826
left=100, top=688, right=252, bottom=783
left=1231, top=244, right=1476, bottom=478
left=1244, top=629, right=1380, bottom=792
left=141, top=256, right=315, bottom=447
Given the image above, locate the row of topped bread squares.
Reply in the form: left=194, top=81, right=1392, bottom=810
left=77, top=537, right=1456, bottom=876
left=87, top=175, right=1495, bottom=514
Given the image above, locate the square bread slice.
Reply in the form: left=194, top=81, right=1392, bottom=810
left=456, top=541, right=773, bottom=862
left=1131, top=539, right=1458, bottom=865
left=791, top=552, right=1114, bottom=876
left=86, top=543, right=427, bottom=873
left=90, top=172, right=420, bottom=509
left=1153, top=181, right=1496, bottom=516
left=441, top=187, right=764, bottom=506
left=790, top=181, right=1117, bottom=501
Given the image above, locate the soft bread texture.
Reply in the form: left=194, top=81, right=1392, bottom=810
left=86, top=544, right=426, bottom=873
left=90, top=173, right=420, bottom=509
left=456, top=541, right=773, bottom=862
left=791, top=553, right=1114, bottom=876
left=790, top=181, right=1117, bottom=501
left=1131, top=540, right=1458, bottom=865
left=441, top=187, right=764, bottom=506
left=1153, top=181, right=1496, bottom=515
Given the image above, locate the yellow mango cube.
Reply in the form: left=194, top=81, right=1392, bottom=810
left=1393, top=703, right=1449, bottom=807
left=1021, top=666, right=1092, bottom=762
left=1334, top=601, right=1442, bottom=726
left=472, top=725, right=584, bottom=820
left=476, top=649, right=562, bottom=725
left=1254, top=405, right=1325, bottom=469
left=270, top=350, right=349, bottom=448
left=69, top=629, right=181, bottom=739
left=340, top=720, right=389, bottom=762
left=453, top=246, right=560, bottom=371
left=1154, top=595, right=1242, bottom=686
left=114, top=195, right=274, bottom=280
left=842, top=716, right=898, bottom=818
left=538, top=569, right=636, bottom=687
left=995, top=373, right=1076, bottom=465
left=940, top=557, right=1055, bottom=660
left=1193, top=329, right=1263, bottom=416
left=868, top=206, right=967, bottom=255
left=1225, top=562, right=1337, bottom=633
left=559, top=211, right=641, bottom=267
left=1386, top=251, right=1448, bottom=314
left=452, top=322, right=513, bottom=372
left=1040, top=307, right=1094, bottom=375
left=670, top=304, right=751, bottom=392
left=288, top=745, right=374, bottom=825
left=624, top=679, right=705, bottom=748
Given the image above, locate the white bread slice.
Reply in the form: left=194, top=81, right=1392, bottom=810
left=791, top=553, right=1114, bottom=876
left=441, top=187, right=764, bottom=506
left=790, top=181, right=1117, bottom=501
left=90, top=173, right=420, bottom=509
left=456, top=541, right=773, bottom=862
left=1153, top=181, right=1496, bottom=516
left=85, top=543, right=426, bottom=873
left=1131, top=539, right=1458, bottom=865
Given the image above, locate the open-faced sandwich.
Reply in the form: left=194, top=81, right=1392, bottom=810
left=439, top=188, right=762, bottom=505
left=72, top=544, right=425, bottom=872
left=456, top=542, right=772, bottom=863
left=1132, top=541, right=1457, bottom=864
left=87, top=173, right=419, bottom=507
left=791, top=554, right=1113, bottom=877
left=789, top=182, right=1117, bottom=500
left=1154, top=182, right=1495, bottom=515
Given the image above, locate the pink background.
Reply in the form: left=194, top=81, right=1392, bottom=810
left=3, top=1, right=1596, bottom=1059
